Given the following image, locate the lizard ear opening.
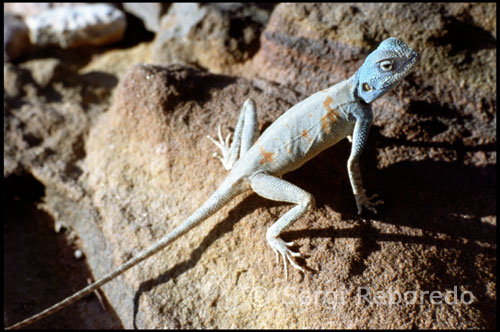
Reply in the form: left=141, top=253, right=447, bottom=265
left=362, top=83, right=372, bottom=92
left=357, top=83, right=379, bottom=103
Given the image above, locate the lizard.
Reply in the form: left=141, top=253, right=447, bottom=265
left=6, top=37, right=418, bottom=329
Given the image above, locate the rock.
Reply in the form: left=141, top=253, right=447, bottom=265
left=151, top=3, right=274, bottom=74
left=3, top=50, right=115, bottom=181
left=252, top=3, right=495, bottom=94
left=250, top=2, right=496, bottom=166
left=3, top=174, right=122, bottom=329
left=3, top=2, right=496, bottom=329
left=4, top=12, right=31, bottom=62
left=81, top=64, right=300, bottom=328
left=3, top=43, right=121, bottom=328
left=25, top=4, right=126, bottom=49
left=77, top=64, right=495, bottom=328
left=122, top=3, right=169, bottom=33
left=4, top=3, right=86, bottom=18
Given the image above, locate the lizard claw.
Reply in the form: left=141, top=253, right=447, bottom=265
left=356, top=192, right=384, bottom=214
left=267, top=236, right=304, bottom=279
left=207, top=124, right=233, bottom=170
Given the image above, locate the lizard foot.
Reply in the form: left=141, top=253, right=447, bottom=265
left=356, top=192, right=384, bottom=214
left=267, top=235, right=304, bottom=279
left=207, top=124, right=233, bottom=170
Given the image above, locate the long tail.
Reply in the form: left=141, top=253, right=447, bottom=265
left=6, top=176, right=242, bottom=329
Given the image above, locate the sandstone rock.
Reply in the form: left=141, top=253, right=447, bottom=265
left=81, top=64, right=299, bottom=328
left=4, top=173, right=123, bottom=328
left=151, top=3, right=274, bottom=74
left=4, top=2, right=496, bottom=329
left=77, top=64, right=494, bottom=328
left=250, top=3, right=496, bottom=150
left=4, top=46, right=120, bottom=328
left=25, top=4, right=126, bottom=49
left=252, top=3, right=496, bottom=95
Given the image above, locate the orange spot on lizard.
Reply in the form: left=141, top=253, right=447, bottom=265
left=321, top=96, right=340, bottom=134
left=259, top=146, right=274, bottom=165
left=302, top=129, right=312, bottom=143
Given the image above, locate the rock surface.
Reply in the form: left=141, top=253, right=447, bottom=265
left=151, top=3, right=275, bottom=74
left=80, top=64, right=495, bottom=329
left=4, top=47, right=122, bottom=328
left=25, top=4, right=126, bottom=49
left=4, top=3, right=87, bottom=18
left=4, top=2, right=496, bottom=330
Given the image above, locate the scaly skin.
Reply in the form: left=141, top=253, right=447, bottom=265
left=7, top=37, right=418, bottom=329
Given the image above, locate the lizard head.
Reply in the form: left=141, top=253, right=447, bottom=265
left=355, top=37, right=419, bottom=104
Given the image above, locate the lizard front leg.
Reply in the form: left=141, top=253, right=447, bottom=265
left=348, top=158, right=383, bottom=214
left=248, top=172, right=314, bottom=279
left=348, top=111, right=383, bottom=214
left=207, top=99, right=258, bottom=170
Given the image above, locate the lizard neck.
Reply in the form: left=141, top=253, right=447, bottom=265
left=350, top=71, right=367, bottom=105
left=343, top=74, right=368, bottom=106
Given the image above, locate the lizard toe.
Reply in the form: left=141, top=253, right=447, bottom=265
left=268, top=236, right=304, bottom=279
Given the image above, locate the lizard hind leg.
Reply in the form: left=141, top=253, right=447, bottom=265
left=248, top=172, right=315, bottom=279
left=207, top=99, right=258, bottom=170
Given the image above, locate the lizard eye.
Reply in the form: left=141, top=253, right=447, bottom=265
left=379, top=59, right=394, bottom=72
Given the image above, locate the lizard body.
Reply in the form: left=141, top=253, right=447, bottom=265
left=6, top=37, right=418, bottom=329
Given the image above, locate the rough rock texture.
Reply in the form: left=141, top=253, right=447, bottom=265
left=4, top=48, right=122, bottom=328
left=25, top=4, right=126, bottom=49
left=4, top=173, right=123, bottom=329
left=250, top=3, right=496, bottom=151
left=151, top=3, right=275, bottom=74
left=3, top=2, right=496, bottom=330
left=75, top=63, right=494, bottom=329
left=81, top=64, right=301, bottom=328
left=251, top=3, right=496, bottom=94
